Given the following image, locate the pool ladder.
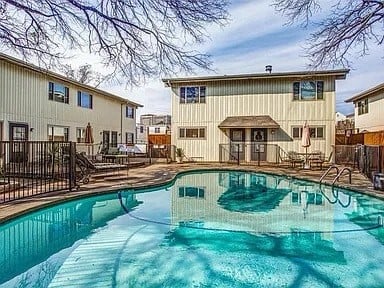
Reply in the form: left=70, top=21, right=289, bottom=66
left=320, top=165, right=352, bottom=185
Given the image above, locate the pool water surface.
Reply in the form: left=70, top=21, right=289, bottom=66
left=1, top=170, right=384, bottom=287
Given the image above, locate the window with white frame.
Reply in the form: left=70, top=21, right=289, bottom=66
left=48, top=82, right=69, bottom=104
left=293, top=81, right=324, bottom=101
left=125, top=132, right=134, bottom=144
left=180, top=86, right=206, bottom=103
left=292, top=126, right=325, bottom=139
left=154, top=127, right=160, bottom=133
left=111, top=131, right=118, bottom=147
left=48, top=125, right=69, bottom=141
left=357, top=98, right=368, bottom=115
left=77, top=91, right=93, bottom=109
left=179, top=127, right=206, bottom=139
left=126, top=106, right=135, bottom=118
left=76, top=127, right=86, bottom=143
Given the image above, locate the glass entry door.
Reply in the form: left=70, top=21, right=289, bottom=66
left=251, top=128, right=267, bottom=161
left=9, top=123, right=29, bottom=162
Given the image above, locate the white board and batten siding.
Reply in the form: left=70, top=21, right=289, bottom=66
left=0, top=54, right=141, bottom=143
left=168, top=72, right=348, bottom=162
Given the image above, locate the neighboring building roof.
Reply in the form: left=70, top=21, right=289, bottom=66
left=345, top=82, right=384, bottom=103
left=0, top=53, right=143, bottom=107
left=162, top=69, right=349, bottom=85
left=218, top=116, right=280, bottom=129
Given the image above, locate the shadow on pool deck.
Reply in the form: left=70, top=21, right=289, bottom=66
left=0, top=163, right=382, bottom=224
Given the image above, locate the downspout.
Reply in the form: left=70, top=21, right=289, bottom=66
left=120, top=103, right=123, bottom=143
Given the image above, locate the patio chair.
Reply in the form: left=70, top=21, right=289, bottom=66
left=310, top=151, right=333, bottom=170
left=279, top=150, right=304, bottom=168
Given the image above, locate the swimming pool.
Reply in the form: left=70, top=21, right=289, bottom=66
left=1, top=170, right=384, bottom=287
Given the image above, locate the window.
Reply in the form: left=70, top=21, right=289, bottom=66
left=140, top=126, right=144, bottom=133
left=125, top=132, right=134, bottom=144
left=111, top=131, right=118, bottom=147
left=178, top=186, right=205, bottom=198
left=126, top=106, right=134, bottom=118
left=357, top=99, right=368, bottom=115
left=179, top=127, right=206, bottom=139
left=293, top=81, right=324, bottom=100
left=77, top=91, right=93, bottom=109
left=76, top=127, right=86, bottom=143
left=49, top=82, right=69, bottom=104
left=154, top=127, right=160, bottom=133
left=180, top=86, right=206, bottom=103
left=48, top=125, right=69, bottom=141
left=292, top=126, right=325, bottom=139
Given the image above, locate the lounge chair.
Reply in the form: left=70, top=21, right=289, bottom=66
left=75, top=152, right=127, bottom=184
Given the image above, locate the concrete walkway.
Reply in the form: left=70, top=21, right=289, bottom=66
left=0, top=163, right=382, bottom=224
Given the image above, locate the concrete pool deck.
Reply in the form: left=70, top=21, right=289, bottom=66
left=0, top=163, right=383, bottom=224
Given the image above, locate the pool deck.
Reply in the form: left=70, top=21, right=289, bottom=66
left=1, top=163, right=383, bottom=224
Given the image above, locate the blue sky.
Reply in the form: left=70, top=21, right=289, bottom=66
left=104, top=0, right=382, bottom=118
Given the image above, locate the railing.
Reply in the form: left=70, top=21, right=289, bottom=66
left=0, top=141, right=76, bottom=204
left=219, top=143, right=280, bottom=165
left=319, top=165, right=340, bottom=183
left=332, top=167, right=352, bottom=185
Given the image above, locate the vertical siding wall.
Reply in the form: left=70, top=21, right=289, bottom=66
left=0, top=60, right=136, bottom=143
left=354, top=92, right=384, bottom=132
left=171, top=77, right=336, bottom=161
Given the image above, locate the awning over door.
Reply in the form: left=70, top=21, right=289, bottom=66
left=218, top=116, right=280, bottom=129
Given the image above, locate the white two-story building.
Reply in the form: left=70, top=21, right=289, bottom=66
left=163, top=69, right=348, bottom=162
left=345, top=83, right=384, bottom=133
left=0, top=53, right=142, bottom=149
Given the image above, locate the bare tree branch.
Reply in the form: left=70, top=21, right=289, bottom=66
left=0, top=0, right=229, bottom=85
left=274, top=0, right=384, bottom=68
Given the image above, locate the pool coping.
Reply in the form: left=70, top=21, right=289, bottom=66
left=0, top=163, right=382, bottom=225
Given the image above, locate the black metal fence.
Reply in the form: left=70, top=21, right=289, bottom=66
left=335, top=144, right=384, bottom=180
left=0, top=141, right=76, bottom=203
left=219, top=143, right=280, bottom=165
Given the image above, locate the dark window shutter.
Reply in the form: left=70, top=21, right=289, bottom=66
left=48, top=82, right=54, bottom=100
left=77, top=91, right=81, bottom=106
left=293, top=82, right=300, bottom=100
left=90, top=95, right=93, bottom=109
left=64, top=87, right=69, bottom=103
left=317, top=81, right=324, bottom=99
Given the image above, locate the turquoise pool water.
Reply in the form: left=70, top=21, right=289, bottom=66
left=1, top=170, right=384, bottom=287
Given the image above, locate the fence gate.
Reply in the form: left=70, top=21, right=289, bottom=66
left=0, top=141, right=76, bottom=203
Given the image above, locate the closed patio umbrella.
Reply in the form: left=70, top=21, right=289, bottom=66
left=301, top=121, right=311, bottom=168
left=85, top=122, right=94, bottom=155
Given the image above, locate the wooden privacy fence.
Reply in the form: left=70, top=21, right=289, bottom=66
left=336, top=130, right=384, bottom=145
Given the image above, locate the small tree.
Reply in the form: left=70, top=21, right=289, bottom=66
left=0, top=0, right=228, bottom=85
left=273, top=0, right=384, bottom=68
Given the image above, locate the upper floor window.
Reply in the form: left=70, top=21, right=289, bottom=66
left=180, top=86, right=206, bottom=104
left=293, top=81, right=324, bottom=101
left=126, top=106, right=135, bottom=118
left=179, top=127, right=206, bottom=139
left=140, top=126, right=144, bottom=133
left=49, top=82, right=69, bottom=104
left=357, top=99, right=368, bottom=115
left=154, top=127, right=160, bottom=133
left=292, top=126, right=324, bottom=139
left=77, top=91, right=93, bottom=109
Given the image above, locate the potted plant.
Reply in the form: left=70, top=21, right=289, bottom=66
left=176, top=148, right=184, bottom=163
